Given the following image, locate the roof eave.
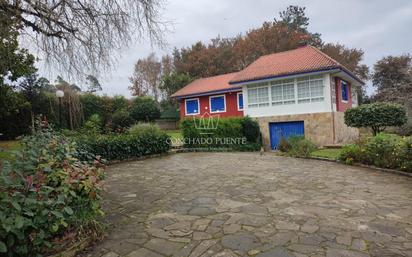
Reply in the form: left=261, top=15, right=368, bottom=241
left=171, top=87, right=242, bottom=99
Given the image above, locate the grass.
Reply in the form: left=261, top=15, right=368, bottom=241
left=310, top=148, right=342, bottom=160
left=0, top=140, right=21, bottom=161
left=165, top=130, right=183, bottom=140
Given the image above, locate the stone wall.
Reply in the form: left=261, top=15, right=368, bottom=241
left=333, top=112, right=359, bottom=144
left=255, top=112, right=359, bottom=150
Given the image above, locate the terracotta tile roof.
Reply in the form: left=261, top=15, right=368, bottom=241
left=171, top=72, right=241, bottom=98
left=229, top=45, right=360, bottom=84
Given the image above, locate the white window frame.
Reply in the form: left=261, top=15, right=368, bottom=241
left=247, top=83, right=270, bottom=108
left=237, top=92, right=244, bottom=111
left=209, top=94, right=226, bottom=113
left=270, top=79, right=296, bottom=105
left=297, top=75, right=325, bottom=104
left=184, top=98, right=200, bottom=116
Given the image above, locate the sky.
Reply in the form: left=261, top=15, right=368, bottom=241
left=38, top=0, right=412, bottom=97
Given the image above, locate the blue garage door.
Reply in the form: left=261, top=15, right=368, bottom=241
left=269, top=121, right=304, bottom=150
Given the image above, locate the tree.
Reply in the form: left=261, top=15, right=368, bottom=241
left=344, top=103, right=407, bottom=136
left=129, top=53, right=162, bottom=101
left=19, top=74, right=55, bottom=128
left=160, top=72, right=193, bottom=100
left=0, top=8, right=36, bottom=85
left=86, top=75, right=102, bottom=93
left=129, top=97, right=160, bottom=122
left=372, top=54, right=412, bottom=104
left=171, top=5, right=324, bottom=79
left=0, top=0, right=167, bottom=76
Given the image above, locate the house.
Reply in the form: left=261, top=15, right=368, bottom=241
left=171, top=72, right=244, bottom=118
left=171, top=46, right=363, bottom=150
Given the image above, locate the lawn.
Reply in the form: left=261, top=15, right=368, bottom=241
left=0, top=140, right=21, bottom=161
left=310, top=148, right=342, bottom=160
left=166, top=130, right=183, bottom=140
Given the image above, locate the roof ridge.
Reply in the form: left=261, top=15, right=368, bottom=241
left=259, top=45, right=310, bottom=59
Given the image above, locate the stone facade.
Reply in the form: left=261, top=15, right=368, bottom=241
left=333, top=112, right=360, bottom=144
left=255, top=112, right=358, bottom=150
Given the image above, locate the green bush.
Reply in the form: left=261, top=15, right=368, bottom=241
left=338, top=144, right=364, bottom=165
left=241, top=116, right=260, bottom=143
left=364, top=133, right=401, bottom=168
left=0, top=85, right=32, bottom=140
left=338, top=133, right=412, bottom=172
left=75, top=131, right=171, bottom=161
left=287, top=136, right=317, bottom=157
left=344, top=102, right=407, bottom=136
left=398, top=136, right=412, bottom=171
left=180, top=117, right=260, bottom=150
left=129, top=123, right=161, bottom=137
left=129, top=97, right=161, bottom=122
left=0, top=127, right=104, bottom=256
left=83, top=114, right=102, bottom=134
left=110, top=110, right=134, bottom=132
left=277, top=137, right=291, bottom=152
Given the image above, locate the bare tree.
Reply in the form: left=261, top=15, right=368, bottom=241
left=129, top=52, right=162, bottom=101
left=0, top=0, right=168, bottom=77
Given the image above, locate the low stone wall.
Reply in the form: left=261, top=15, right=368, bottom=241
left=255, top=112, right=358, bottom=150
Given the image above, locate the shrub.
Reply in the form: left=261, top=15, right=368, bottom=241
left=241, top=116, right=260, bottom=143
left=287, top=136, right=317, bottom=157
left=277, top=137, right=291, bottom=152
left=75, top=131, right=171, bottom=161
left=344, top=102, right=407, bottom=136
left=338, top=144, right=364, bottom=165
left=0, top=127, right=104, bottom=256
left=110, top=110, right=134, bottom=132
left=180, top=117, right=261, bottom=150
left=83, top=114, right=102, bottom=134
left=398, top=136, right=412, bottom=171
left=129, top=97, right=161, bottom=122
left=338, top=133, right=412, bottom=172
left=0, top=85, right=32, bottom=140
left=363, top=133, right=401, bottom=168
left=129, top=123, right=161, bottom=137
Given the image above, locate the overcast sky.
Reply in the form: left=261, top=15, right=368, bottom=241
left=39, top=0, right=412, bottom=97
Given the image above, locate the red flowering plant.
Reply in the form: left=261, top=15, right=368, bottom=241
left=0, top=124, right=105, bottom=257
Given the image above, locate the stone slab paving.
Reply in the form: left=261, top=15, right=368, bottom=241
left=81, top=152, right=412, bottom=257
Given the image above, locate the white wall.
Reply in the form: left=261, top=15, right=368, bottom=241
left=242, top=73, right=333, bottom=118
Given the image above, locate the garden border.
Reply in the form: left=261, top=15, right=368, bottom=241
left=303, top=155, right=412, bottom=178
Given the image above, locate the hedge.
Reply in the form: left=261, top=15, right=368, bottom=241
left=74, top=132, right=171, bottom=161
left=180, top=116, right=261, bottom=151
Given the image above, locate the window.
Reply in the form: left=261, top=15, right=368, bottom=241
left=210, top=95, right=226, bottom=113
left=297, top=75, right=324, bottom=103
left=185, top=98, right=199, bottom=115
left=271, top=79, right=295, bottom=105
left=341, top=81, right=349, bottom=101
left=237, top=92, right=244, bottom=110
left=248, top=85, right=269, bottom=108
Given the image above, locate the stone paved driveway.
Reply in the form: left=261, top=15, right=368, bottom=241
left=84, top=152, right=412, bottom=257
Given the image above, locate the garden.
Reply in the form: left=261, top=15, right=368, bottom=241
left=277, top=102, right=412, bottom=173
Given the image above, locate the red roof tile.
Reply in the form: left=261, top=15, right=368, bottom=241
left=171, top=72, right=241, bottom=98
left=229, top=46, right=352, bottom=84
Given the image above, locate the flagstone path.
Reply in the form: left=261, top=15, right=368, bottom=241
left=82, top=152, right=412, bottom=257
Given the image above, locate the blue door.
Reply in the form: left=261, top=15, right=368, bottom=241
left=269, top=121, right=304, bottom=150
